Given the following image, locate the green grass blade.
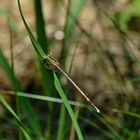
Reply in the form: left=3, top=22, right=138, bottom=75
left=87, top=108, right=121, bottom=139
left=18, top=0, right=54, bottom=104
left=95, top=113, right=120, bottom=139
left=0, top=48, right=20, bottom=90
left=0, top=96, right=32, bottom=140
left=33, top=0, right=54, bottom=99
left=33, top=0, right=54, bottom=108
left=33, top=1, right=54, bottom=136
left=8, top=16, right=22, bottom=140
left=17, top=0, right=45, bottom=58
left=53, top=73, right=83, bottom=140
left=21, top=99, right=44, bottom=140
left=40, top=62, right=54, bottom=140
left=60, top=0, right=85, bottom=65
left=34, top=0, right=48, bottom=53
left=17, top=1, right=53, bottom=138
left=0, top=48, right=44, bottom=140
left=113, top=109, right=140, bottom=119
left=0, top=90, right=85, bottom=107
left=80, top=116, right=117, bottom=140
left=56, top=105, right=66, bottom=140
left=41, top=65, right=54, bottom=96
left=65, top=0, right=85, bottom=37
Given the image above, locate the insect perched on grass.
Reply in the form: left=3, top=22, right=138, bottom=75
left=43, top=52, right=100, bottom=113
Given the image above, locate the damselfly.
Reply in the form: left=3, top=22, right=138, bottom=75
left=43, top=52, right=100, bottom=113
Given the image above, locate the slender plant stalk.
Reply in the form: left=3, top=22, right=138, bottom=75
left=44, top=52, right=100, bottom=113
left=8, top=16, right=22, bottom=140
left=69, top=95, right=81, bottom=140
left=0, top=90, right=85, bottom=108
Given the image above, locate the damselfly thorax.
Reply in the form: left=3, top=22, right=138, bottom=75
left=43, top=52, right=60, bottom=72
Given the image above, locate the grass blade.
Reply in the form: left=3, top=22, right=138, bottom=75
left=0, top=48, right=20, bottom=90
left=0, top=96, right=32, bottom=140
left=53, top=73, right=84, bottom=140
left=34, top=0, right=48, bottom=53
left=17, top=0, right=45, bottom=58
left=56, top=105, right=66, bottom=140
left=0, top=48, right=44, bottom=140
left=17, top=1, right=54, bottom=139
left=65, top=0, right=85, bottom=37
left=60, top=0, right=85, bottom=65
left=33, top=0, right=54, bottom=137
left=80, top=116, right=117, bottom=140
left=0, top=90, right=85, bottom=107
left=113, top=109, right=140, bottom=119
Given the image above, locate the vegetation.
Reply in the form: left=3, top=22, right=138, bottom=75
left=0, top=0, right=140, bottom=139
